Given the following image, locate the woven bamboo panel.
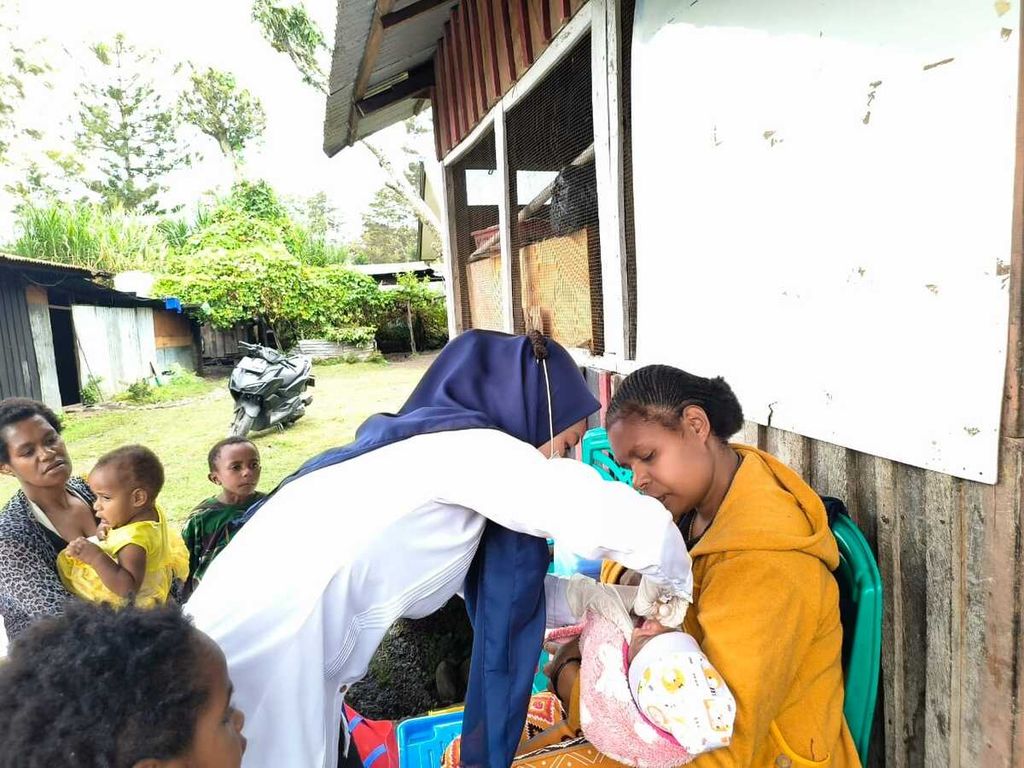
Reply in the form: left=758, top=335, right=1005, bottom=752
left=519, top=228, right=593, bottom=349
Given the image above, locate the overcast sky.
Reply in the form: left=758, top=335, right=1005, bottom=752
left=1, top=0, right=429, bottom=241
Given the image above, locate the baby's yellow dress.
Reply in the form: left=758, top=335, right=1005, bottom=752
left=57, top=511, right=189, bottom=607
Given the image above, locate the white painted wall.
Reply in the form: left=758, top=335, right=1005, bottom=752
left=72, top=305, right=157, bottom=398
left=631, top=0, right=1019, bottom=482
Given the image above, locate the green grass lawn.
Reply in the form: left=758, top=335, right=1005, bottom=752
left=0, top=355, right=436, bottom=527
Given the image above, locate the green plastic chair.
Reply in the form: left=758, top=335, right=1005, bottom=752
left=576, top=427, right=881, bottom=765
left=830, top=513, right=882, bottom=763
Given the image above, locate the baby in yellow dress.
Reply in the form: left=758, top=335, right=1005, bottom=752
left=58, top=445, right=188, bottom=608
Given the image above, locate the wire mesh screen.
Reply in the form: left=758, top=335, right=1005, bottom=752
left=621, top=0, right=638, bottom=358
left=505, top=34, right=603, bottom=353
left=448, top=129, right=503, bottom=332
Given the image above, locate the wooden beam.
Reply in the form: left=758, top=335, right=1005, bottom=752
left=347, top=1, right=398, bottom=141
left=381, top=0, right=448, bottom=29
left=356, top=62, right=435, bottom=115
left=453, top=12, right=475, bottom=134
left=516, top=0, right=535, bottom=67
left=457, top=4, right=481, bottom=122
left=430, top=85, right=444, bottom=157
left=498, top=0, right=517, bottom=87
left=443, top=22, right=466, bottom=140
left=432, top=57, right=449, bottom=154
left=466, top=0, right=489, bottom=113
left=438, top=38, right=459, bottom=150
left=477, top=0, right=501, bottom=104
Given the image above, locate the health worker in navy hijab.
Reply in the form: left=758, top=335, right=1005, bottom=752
left=187, top=330, right=693, bottom=768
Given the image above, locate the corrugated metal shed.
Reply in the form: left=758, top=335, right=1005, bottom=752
left=0, top=255, right=178, bottom=406
left=0, top=254, right=164, bottom=310
left=0, top=269, right=42, bottom=401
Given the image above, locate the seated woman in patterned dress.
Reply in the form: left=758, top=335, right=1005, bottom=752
left=0, top=398, right=97, bottom=645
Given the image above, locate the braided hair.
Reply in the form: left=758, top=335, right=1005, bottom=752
left=527, top=329, right=549, bottom=361
left=606, top=365, right=744, bottom=440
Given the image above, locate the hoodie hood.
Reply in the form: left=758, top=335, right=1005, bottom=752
left=689, top=445, right=839, bottom=571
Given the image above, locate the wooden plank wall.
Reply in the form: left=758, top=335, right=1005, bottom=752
left=153, top=310, right=193, bottom=350
left=201, top=323, right=252, bottom=363
left=433, top=0, right=587, bottom=156
left=24, top=284, right=61, bottom=410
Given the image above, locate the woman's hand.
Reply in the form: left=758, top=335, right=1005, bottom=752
left=544, top=638, right=581, bottom=706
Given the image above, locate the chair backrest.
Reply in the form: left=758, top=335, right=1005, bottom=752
left=580, top=428, right=633, bottom=485
left=576, top=427, right=881, bottom=765
left=830, top=513, right=882, bottom=763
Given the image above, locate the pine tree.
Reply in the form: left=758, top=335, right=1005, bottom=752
left=76, top=34, right=191, bottom=214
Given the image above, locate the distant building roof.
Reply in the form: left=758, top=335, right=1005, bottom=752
left=351, top=261, right=442, bottom=279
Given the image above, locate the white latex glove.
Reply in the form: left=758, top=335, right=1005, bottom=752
left=564, top=574, right=638, bottom=638
left=633, top=575, right=690, bottom=628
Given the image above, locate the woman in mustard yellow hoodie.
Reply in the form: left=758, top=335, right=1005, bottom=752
left=540, top=365, right=861, bottom=768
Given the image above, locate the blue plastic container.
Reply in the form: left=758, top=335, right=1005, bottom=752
left=396, top=710, right=464, bottom=768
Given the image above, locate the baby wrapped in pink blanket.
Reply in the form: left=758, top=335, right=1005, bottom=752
left=547, top=576, right=735, bottom=768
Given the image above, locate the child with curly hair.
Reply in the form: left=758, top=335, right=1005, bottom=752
left=0, top=601, right=246, bottom=767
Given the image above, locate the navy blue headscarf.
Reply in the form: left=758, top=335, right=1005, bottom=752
left=237, top=330, right=599, bottom=767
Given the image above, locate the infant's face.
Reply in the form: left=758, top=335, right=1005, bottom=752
left=628, top=618, right=676, bottom=664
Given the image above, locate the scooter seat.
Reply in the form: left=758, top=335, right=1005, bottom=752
left=276, top=357, right=310, bottom=388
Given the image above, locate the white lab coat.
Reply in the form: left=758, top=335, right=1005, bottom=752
left=186, top=428, right=691, bottom=768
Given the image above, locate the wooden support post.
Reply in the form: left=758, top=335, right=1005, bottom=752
left=494, top=103, right=515, bottom=333
left=591, top=0, right=630, bottom=359
left=440, top=165, right=463, bottom=335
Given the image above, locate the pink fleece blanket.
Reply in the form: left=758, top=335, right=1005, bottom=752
left=547, top=612, right=693, bottom=768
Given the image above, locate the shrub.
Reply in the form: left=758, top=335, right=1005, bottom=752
left=12, top=203, right=169, bottom=273
left=122, top=378, right=154, bottom=403
left=80, top=375, right=103, bottom=406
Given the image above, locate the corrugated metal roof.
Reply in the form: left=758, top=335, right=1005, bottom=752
left=323, top=0, right=458, bottom=156
left=0, top=252, right=99, bottom=277
left=0, top=253, right=166, bottom=309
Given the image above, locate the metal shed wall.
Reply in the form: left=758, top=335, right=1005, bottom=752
left=0, top=270, right=41, bottom=401
left=71, top=305, right=157, bottom=399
